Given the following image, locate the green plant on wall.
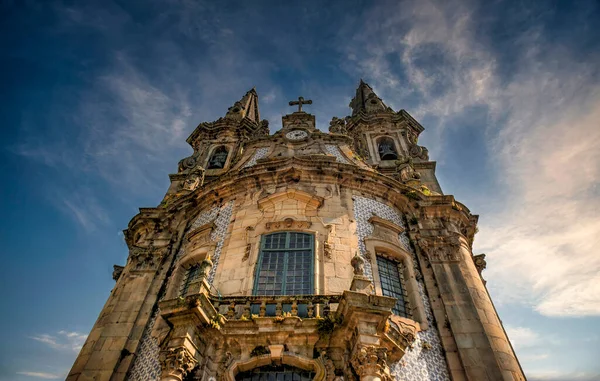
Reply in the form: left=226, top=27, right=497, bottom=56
left=316, top=314, right=342, bottom=336
left=250, top=346, right=271, bottom=357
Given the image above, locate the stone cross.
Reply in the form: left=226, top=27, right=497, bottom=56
left=289, top=96, right=312, bottom=112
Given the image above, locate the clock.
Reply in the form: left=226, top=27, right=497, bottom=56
left=285, top=130, right=308, bottom=140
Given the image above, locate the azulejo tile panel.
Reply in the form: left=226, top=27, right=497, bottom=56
left=242, top=147, right=270, bottom=168
left=324, top=144, right=350, bottom=164
left=127, top=202, right=234, bottom=381
left=352, top=196, right=450, bottom=381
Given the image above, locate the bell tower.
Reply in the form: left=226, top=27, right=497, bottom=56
left=68, top=82, right=525, bottom=381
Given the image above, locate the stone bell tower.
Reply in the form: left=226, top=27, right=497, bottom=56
left=68, top=81, right=525, bottom=381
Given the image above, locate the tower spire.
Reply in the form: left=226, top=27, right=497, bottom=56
left=349, top=79, right=391, bottom=116
left=225, top=87, right=261, bottom=122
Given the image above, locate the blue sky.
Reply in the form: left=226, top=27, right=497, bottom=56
left=1, top=0, right=599, bottom=380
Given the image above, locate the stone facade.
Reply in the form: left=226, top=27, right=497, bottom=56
left=68, top=82, right=525, bottom=381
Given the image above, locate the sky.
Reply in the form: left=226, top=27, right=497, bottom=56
left=0, top=0, right=599, bottom=380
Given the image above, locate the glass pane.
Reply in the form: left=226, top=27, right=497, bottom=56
left=285, top=250, right=312, bottom=295
left=376, top=255, right=408, bottom=317
left=255, top=251, right=285, bottom=295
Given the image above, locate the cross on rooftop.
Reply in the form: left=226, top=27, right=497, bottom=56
left=288, top=96, right=312, bottom=112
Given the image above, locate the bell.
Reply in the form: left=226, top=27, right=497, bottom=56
left=208, top=149, right=228, bottom=169
left=379, top=143, right=398, bottom=161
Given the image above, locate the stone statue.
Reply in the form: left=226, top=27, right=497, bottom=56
left=329, top=117, right=347, bottom=134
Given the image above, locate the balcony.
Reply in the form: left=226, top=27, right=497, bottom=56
left=157, top=267, right=419, bottom=381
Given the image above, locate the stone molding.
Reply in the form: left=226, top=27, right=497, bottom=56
left=368, top=216, right=404, bottom=247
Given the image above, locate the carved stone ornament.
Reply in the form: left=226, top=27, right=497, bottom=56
left=350, top=345, right=392, bottom=381
left=265, top=218, right=311, bottom=231
left=242, top=243, right=251, bottom=261
left=182, top=168, right=205, bottom=191
left=350, top=252, right=365, bottom=276
left=159, top=346, right=198, bottom=381
left=408, top=144, right=429, bottom=161
left=112, top=265, right=124, bottom=281
left=418, top=235, right=461, bottom=263
left=323, top=241, right=332, bottom=259
left=329, top=117, right=347, bottom=134
left=178, top=154, right=198, bottom=173
left=320, top=352, right=337, bottom=381
left=128, top=244, right=166, bottom=271
left=473, top=253, right=487, bottom=275
left=394, top=156, right=421, bottom=183
left=368, top=216, right=404, bottom=246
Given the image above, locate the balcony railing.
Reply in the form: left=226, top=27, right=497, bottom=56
left=208, top=294, right=342, bottom=320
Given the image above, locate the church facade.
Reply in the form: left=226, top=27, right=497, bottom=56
left=67, top=82, right=525, bottom=381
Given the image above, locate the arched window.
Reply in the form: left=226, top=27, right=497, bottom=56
left=207, top=146, right=229, bottom=169
left=377, top=137, right=398, bottom=161
left=180, top=264, right=201, bottom=296
left=236, top=365, right=315, bottom=381
left=376, top=254, right=410, bottom=318
left=254, top=232, right=314, bottom=296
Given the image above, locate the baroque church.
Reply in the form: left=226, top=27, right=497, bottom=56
left=68, top=81, right=525, bottom=381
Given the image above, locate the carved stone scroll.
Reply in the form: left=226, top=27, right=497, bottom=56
left=265, top=218, right=311, bottom=231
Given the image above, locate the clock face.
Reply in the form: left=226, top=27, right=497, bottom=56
left=285, top=130, right=308, bottom=140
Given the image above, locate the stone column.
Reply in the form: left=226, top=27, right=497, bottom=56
left=159, top=316, right=201, bottom=381
left=417, top=229, right=525, bottom=381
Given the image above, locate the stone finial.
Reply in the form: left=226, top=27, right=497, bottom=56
left=199, top=255, right=213, bottom=280
left=351, top=251, right=365, bottom=276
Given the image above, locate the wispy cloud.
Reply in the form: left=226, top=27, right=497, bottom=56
left=16, top=372, right=61, bottom=379
left=29, top=331, right=87, bottom=352
left=341, top=0, right=600, bottom=317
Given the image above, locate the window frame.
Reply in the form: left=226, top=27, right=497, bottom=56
left=376, top=254, right=410, bottom=318
left=252, top=231, right=315, bottom=296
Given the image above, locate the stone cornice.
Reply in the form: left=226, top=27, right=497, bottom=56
left=126, top=156, right=478, bottom=245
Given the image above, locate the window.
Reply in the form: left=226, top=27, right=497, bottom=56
left=376, top=255, right=409, bottom=317
left=236, top=365, right=315, bottom=381
left=207, top=146, right=228, bottom=169
left=180, top=264, right=201, bottom=296
left=377, top=137, right=398, bottom=161
left=254, top=232, right=314, bottom=296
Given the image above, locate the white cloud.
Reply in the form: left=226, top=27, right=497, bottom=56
left=29, top=331, right=88, bottom=352
left=16, top=372, right=61, bottom=379
left=342, top=0, right=600, bottom=317
left=505, top=325, right=541, bottom=349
